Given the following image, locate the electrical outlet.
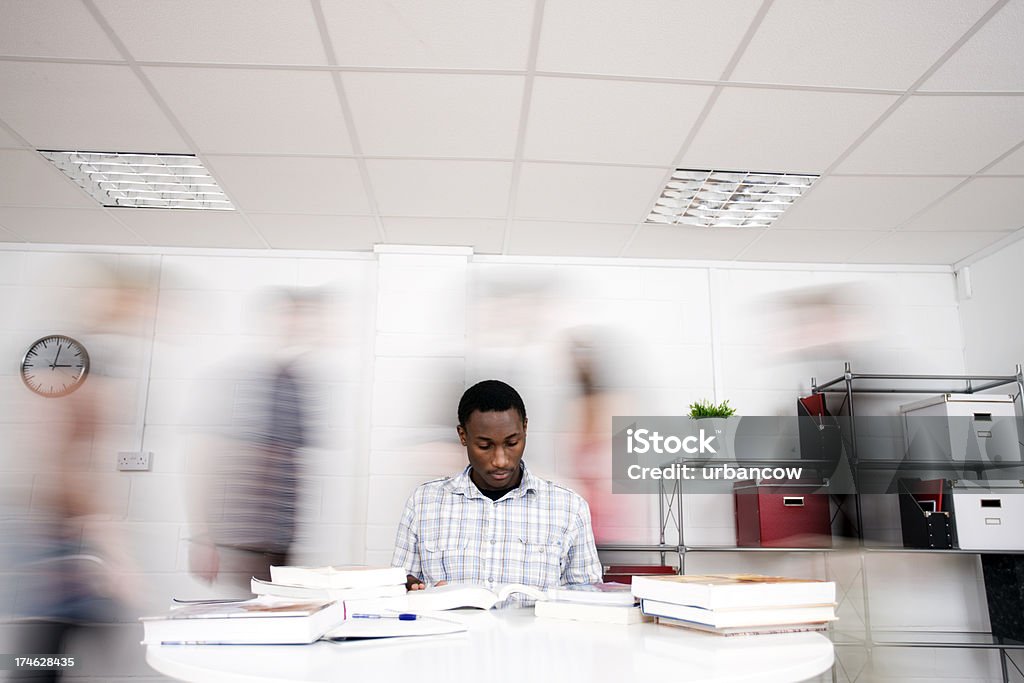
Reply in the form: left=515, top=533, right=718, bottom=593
left=117, top=451, right=152, bottom=471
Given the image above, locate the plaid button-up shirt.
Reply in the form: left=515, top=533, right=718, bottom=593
left=392, top=464, right=602, bottom=594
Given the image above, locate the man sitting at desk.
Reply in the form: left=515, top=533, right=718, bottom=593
left=393, top=379, right=603, bottom=593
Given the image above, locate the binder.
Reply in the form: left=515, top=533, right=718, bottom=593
left=898, top=478, right=952, bottom=549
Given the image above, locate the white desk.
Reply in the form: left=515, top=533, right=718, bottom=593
left=147, top=609, right=834, bottom=683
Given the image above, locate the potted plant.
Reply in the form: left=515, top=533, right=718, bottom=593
left=687, top=399, right=738, bottom=458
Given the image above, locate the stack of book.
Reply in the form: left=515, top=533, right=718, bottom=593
left=258, top=565, right=410, bottom=616
left=535, top=583, right=652, bottom=625
left=141, top=597, right=345, bottom=645
left=632, top=574, right=837, bottom=636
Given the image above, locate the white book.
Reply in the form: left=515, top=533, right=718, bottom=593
left=535, top=601, right=652, bottom=625
left=545, top=583, right=636, bottom=606
left=269, top=565, right=407, bottom=590
left=631, top=574, right=836, bottom=611
left=406, top=583, right=547, bottom=611
left=251, top=577, right=407, bottom=601
left=141, top=598, right=344, bottom=645
left=640, top=598, right=836, bottom=628
left=656, top=616, right=830, bottom=637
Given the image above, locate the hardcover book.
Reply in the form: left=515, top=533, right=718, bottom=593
left=630, top=574, right=836, bottom=610
left=269, top=565, right=407, bottom=590
left=141, top=598, right=344, bottom=645
left=656, top=615, right=829, bottom=637
left=640, top=598, right=836, bottom=628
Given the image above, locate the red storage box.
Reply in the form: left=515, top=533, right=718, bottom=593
left=601, top=564, right=676, bottom=584
left=734, top=480, right=832, bottom=548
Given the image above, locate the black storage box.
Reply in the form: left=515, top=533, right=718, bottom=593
left=898, top=478, right=953, bottom=549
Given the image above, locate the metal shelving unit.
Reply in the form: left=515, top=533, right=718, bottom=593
left=596, top=363, right=1024, bottom=680
left=811, top=362, right=1024, bottom=682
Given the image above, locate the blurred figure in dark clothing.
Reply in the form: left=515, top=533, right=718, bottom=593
left=188, top=287, right=320, bottom=589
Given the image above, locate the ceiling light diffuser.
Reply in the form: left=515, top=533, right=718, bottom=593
left=645, top=169, right=818, bottom=228
left=39, top=150, right=234, bottom=210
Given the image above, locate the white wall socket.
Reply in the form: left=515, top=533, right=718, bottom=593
left=117, top=451, right=152, bottom=471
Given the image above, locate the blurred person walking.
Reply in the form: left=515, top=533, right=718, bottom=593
left=5, top=260, right=152, bottom=681
left=188, top=287, right=321, bottom=590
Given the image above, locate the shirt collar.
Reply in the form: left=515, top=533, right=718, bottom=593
left=447, top=463, right=539, bottom=500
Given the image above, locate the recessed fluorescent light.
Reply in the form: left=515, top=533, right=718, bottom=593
left=38, top=150, right=234, bottom=211
left=645, top=168, right=818, bottom=228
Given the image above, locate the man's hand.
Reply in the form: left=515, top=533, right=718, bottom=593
left=406, top=575, right=450, bottom=590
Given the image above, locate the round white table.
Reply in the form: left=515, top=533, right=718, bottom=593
left=147, top=609, right=834, bottom=683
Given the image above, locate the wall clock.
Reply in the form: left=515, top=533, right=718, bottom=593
left=20, top=335, right=90, bottom=398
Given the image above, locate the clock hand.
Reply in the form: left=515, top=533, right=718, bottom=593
left=51, top=344, right=62, bottom=370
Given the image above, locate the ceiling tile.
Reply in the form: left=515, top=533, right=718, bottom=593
left=622, top=225, right=764, bottom=260
left=732, top=0, right=993, bottom=89
left=921, top=0, right=1024, bottom=92
left=0, top=0, right=122, bottom=60
left=524, top=78, right=712, bottom=165
left=508, top=221, right=634, bottom=257
left=321, top=0, right=534, bottom=70
left=773, top=176, right=966, bottom=230
left=248, top=214, right=379, bottom=251
left=537, top=0, right=762, bottom=79
left=838, top=96, right=1024, bottom=174
left=114, top=208, right=265, bottom=248
left=206, top=156, right=371, bottom=215
left=367, top=160, right=512, bottom=217
left=382, top=217, right=505, bottom=254
left=901, top=177, right=1024, bottom=231
left=736, top=229, right=887, bottom=263
left=0, top=62, right=187, bottom=151
left=94, top=0, right=326, bottom=65
left=0, top=207, right=144, bottom=245
left=515, top=163, right=666, bottom=222
left=0, top=151, right=94, bottom=208
left=851, top=230, right=1008, bottom=264
left=984, top=144, right=1024, bottom=174
left=343, top=73, right=523, bottom=158
left=682, top=88, right=897, bottom=173
left=144, top=67, right=350, bottom=154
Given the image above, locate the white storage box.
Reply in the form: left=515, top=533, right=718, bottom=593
left=900, top=394, right=1021, bottom=463
left=950, top=480, right=1024, bottom=551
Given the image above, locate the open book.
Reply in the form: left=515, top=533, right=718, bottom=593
left=406, top=583, right=548, bottom=611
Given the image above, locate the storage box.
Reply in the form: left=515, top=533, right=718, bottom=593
left=900, top=394, right=1021, bottom=463
left=898, top=478, right=953, bottom=549
left=601, top=565, right=676, bottom=584
left=734, top=480, right=832, bottom=547
left=949, top=480, right=1024, bottom=551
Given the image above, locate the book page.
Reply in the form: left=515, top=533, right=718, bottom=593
left=495, top=583, right=547, bottom=602
left=406, top=583, right=499, bottom=611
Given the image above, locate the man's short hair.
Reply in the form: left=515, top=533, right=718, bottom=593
left=458, top=380, right=527, bottom=427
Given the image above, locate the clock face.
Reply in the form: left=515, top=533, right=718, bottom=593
left=20, top=335, right=90, bottom=398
